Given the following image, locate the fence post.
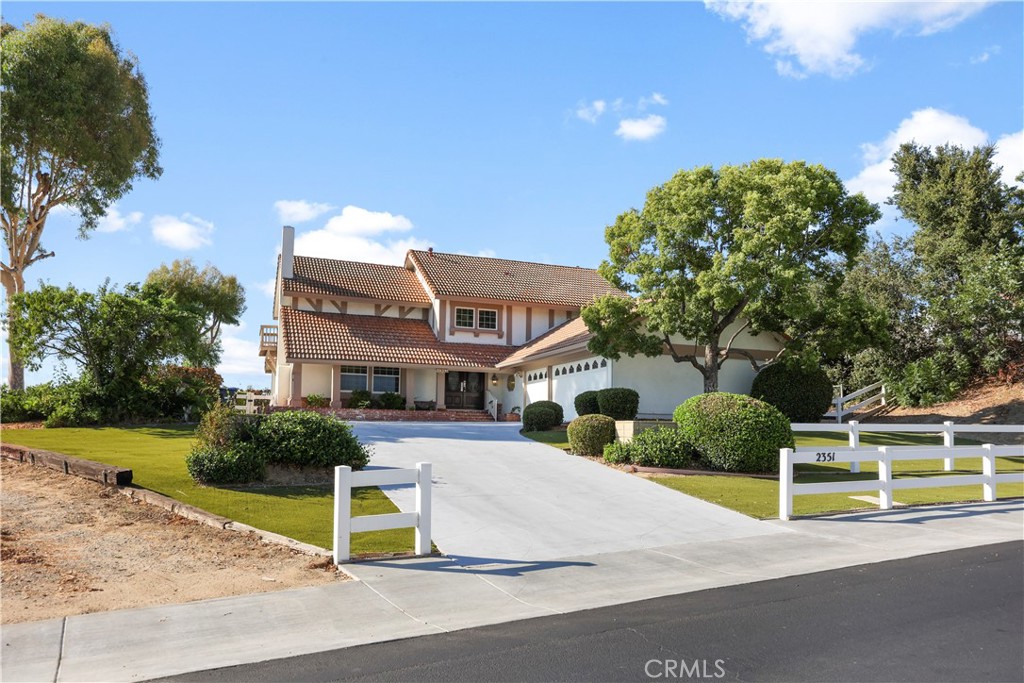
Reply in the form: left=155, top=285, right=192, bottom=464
left=981, top=444, right=996, bottom=502
left=334, top=465, right=352, bottom=564
left=880, top=384, right=887, bottom=407
left=779, top=448, right=793, bottom=521
left=415, top=462, right=432, bottom=556
left=942, top=421, right=955, bottom=472
left=878, top=447, right=893, bottom=510
left=848, top=420, right=861, bottom=474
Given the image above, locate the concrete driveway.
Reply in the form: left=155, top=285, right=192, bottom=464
left=350, top=422, right=784, bottom=563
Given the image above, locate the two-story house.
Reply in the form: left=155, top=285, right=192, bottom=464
left=259, top=226, right=784, bottom=420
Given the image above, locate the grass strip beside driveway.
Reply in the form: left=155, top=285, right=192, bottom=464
left=522, top=429, right=1024, bottom=518
left=1, top=426, right=412, bottom=554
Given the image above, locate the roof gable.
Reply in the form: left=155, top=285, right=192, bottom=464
left=286, top=255, right=431, bottom=304
left=407, top=250, right=622, bottom=307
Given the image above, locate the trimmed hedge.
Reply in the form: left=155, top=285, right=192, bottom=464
left=567, top=414, right=616, bottom=456
left=750, top=362, right=833, bottom=422
left=601, top=428, right=695, bottom=469
left=186, top=442, right=265, bottom=485
left=378, top=391, right=405, bottom=410
left=596, top=388, right=639, bottom=420
left=528, top=400, right=564, bottom=425
left=522, top=404, right=560, bottom=432
left=258, top=411, right=370, bottom=469
left=574, top=391, right=600, bottom=417
left=673, top=392, right=793, bottom=473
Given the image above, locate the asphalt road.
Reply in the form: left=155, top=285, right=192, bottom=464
left=165, top=541, right=1023, bottom=683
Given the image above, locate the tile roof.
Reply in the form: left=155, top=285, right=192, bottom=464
left=281, top=308, right=516, bottom=368
left=284, top=255, right=431, bottom=304
left=407, top=250, right=623, bottom=307
left=496, top=317, right=594, bottom=368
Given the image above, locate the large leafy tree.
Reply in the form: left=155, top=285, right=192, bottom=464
left=1, top=15, right=161, bottom=389
left=889, top=143, right=1023, bottom=378
left=583, top=159, right=882, bottom=393
left=144, top=259, right=246, bottom=366
left=5, top=282, right=201, bottom=420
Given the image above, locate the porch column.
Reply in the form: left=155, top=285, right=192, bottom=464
left=403, top=369, right=415, bottom=409
left=435, top=371, right=447, bottom=410
left=289, top=362, right=303, bottom=408
left=330, top=364, right=342, bottom=409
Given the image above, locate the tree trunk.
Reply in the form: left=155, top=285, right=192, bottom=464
left=3, top=269, right=26, bottom=390
left=703, top=342, right=720, bottom=393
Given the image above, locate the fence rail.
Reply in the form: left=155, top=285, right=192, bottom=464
left=233, top=392, right=272, bottom=415
left=779, top=441, right=1024, bottom=520
left=333, top=463, right=432, bottom=563
left=824, top=381, right=886, bottom=423
left=792, top=421, right=1024, bottom=473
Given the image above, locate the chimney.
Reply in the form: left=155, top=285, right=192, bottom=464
left=281, top=225, right=295, bottom=279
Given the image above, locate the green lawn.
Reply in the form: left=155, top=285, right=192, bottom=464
left=523, top=428, right=1024, bottom=518
left=2, top=426, right=412, bottom=554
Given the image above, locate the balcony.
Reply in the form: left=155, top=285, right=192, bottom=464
left=259, top=325, right=278, bottom=356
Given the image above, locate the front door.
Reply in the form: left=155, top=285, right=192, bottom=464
left=445, top=371, right=485, bottom=410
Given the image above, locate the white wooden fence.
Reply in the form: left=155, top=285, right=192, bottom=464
left=779, top=439, right=1024, bottom=521
left=333, top=463, right=432, bottom=564
left=233, top=391, right=272, bottom=415
left=824, top=381, right=886, bottom=423
left=792, top=421, right=1024, bottom=473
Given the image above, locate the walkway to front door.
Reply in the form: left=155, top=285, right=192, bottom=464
left=444, top=371, right=484, bottom=410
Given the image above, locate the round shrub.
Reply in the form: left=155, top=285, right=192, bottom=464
left=750, top=362, right=834, bottom=422
left=348, top=389, right=372, bottom=408
left=626, top=428, right=696, bottom=469
left=258, top=411, right=370, bottom=469
left=673, top=393, right=793, bottom=473
left=528, top=400, right=563, bottom=425
left=378, top=391, right=405, bottom=410
left=304, top=393, right=330, bottom=408
left=186, top=442, right=265, bottom=484
left=567, top=414, right=617, bottom=456
left=574, top=391, right=600, bottom=417
left=522, top=404, right=559, bottom=432
left=597, top=388, right=640, bottom=420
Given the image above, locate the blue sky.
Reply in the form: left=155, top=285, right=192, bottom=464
left=3, top=1, right=1022, bottom=389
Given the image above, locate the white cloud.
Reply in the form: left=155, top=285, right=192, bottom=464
left=320, top=205, right=413, bottom=236
left=458, top=248, right=497, bottom=258
left=969, top=45, right=1000, bottom=64
left=847, top=108, right=988, bottom=205
left=150, top=213, right=214, bottom=250
left=615, top=115, right=667, bottom=142
left=216, top=322, right=265, bottom=382
left=273, top=199, right=335, bottom=224
left=576, top=100, right=607, bottom=124
left=707, top=1, right=990, bottom=78
left=257, top=278, right=277, bottom=299
left=293, top=205, right=428, bottom=265
left=993, top=130, right=1024, bottom=187
left=96, top=205, right=143, bottom=233
left=638, top=92, right=669, bottom=110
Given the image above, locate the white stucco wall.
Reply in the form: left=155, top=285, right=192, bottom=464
left=610, top=354, right=761, bottom=417
left=551, top=358, right=611, bottom=421
left=410, top=368, right=437, bottom=403
left=511, top=307, right=528, bottom=345
left=301, top=364, right=333, bottom=399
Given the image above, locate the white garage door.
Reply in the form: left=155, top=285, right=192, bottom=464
left=551, top=357, right=611, bottom=421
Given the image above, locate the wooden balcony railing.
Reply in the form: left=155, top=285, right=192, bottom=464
left=259, top=325, right=278, bottom=356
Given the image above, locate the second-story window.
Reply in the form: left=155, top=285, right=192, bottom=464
left=455, top=307, right=475, bottom=328
left=478, top=309, right=498, bottom=330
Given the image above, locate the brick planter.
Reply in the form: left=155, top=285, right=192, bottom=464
left=269, top=406, right=495, bottom=422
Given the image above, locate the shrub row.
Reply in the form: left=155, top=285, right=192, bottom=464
left=185, top=404, right=372, bottom=484
left=573, top=388, right=640, bottom=421
left=603, top=427, right=695, bottom=469
left=347, top=390, right=405, bottom=410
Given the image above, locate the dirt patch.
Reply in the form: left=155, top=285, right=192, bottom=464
left=0, top=459, right=346, bottom=624
left=872, top=379, right=1023, bottom=444
left=1, top=421, right=44, bottom=430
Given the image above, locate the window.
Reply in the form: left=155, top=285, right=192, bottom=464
left=478, top=309, right=498, bottom=330
left=455, top=307, right=475, bottom=328
left=340, top=365, right=367, bottom=391
left=372, top=366, right=400, bottom=393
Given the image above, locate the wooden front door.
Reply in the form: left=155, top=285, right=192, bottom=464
left=445, top=371, right=485, bottom=409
